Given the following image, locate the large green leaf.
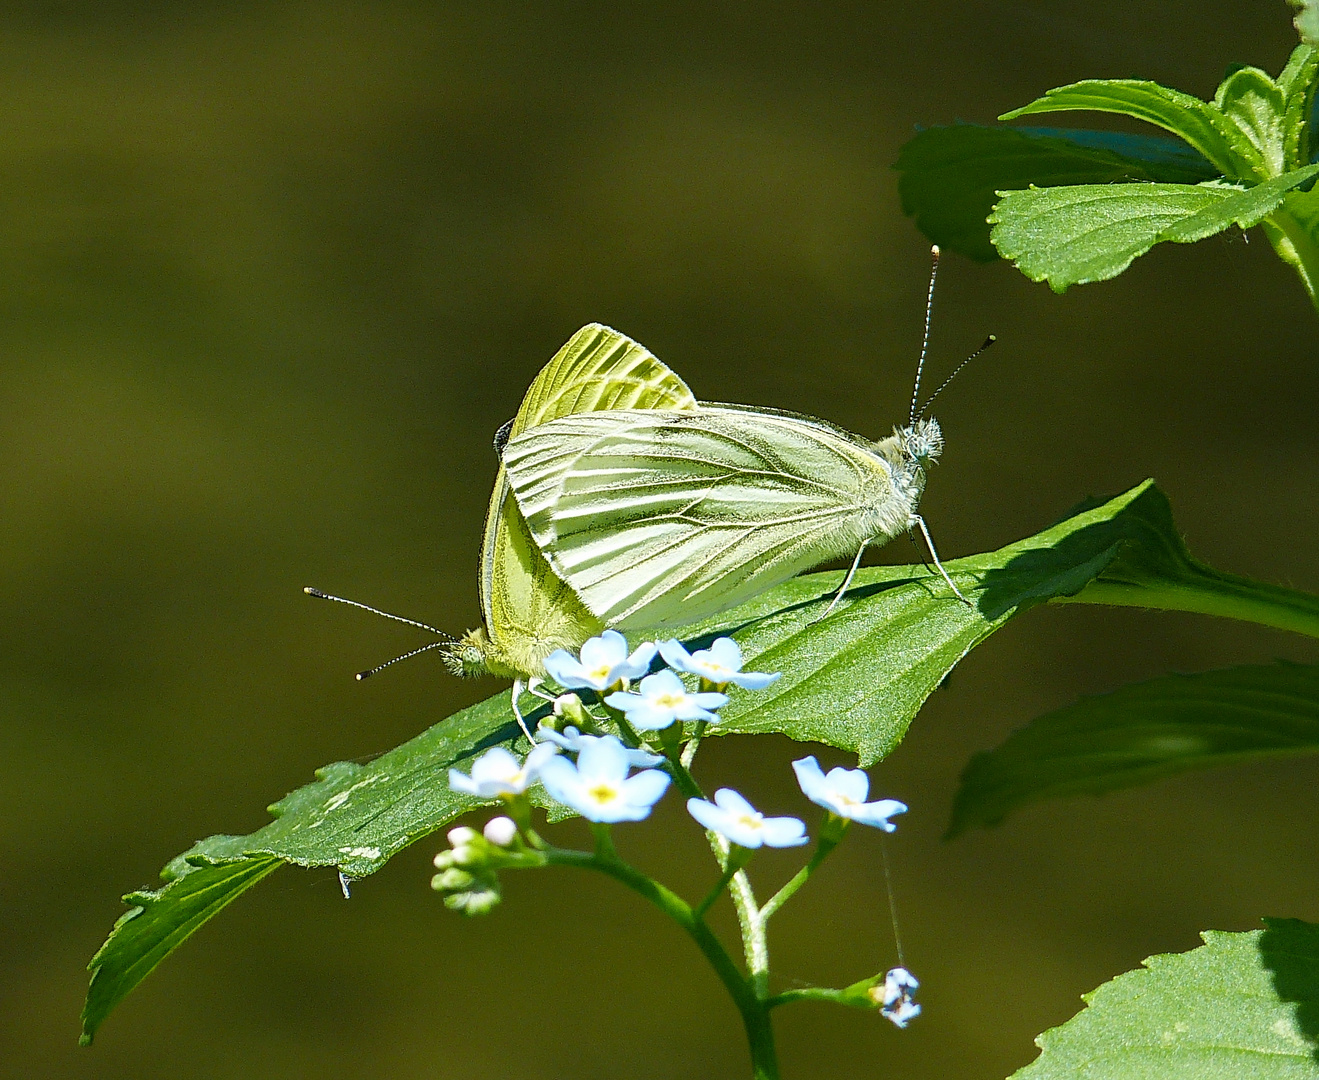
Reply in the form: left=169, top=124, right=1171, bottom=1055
left=82, top=480, right=1319, bottom=1042
left=948, top=663, right=1319, bottom=838
left=895, top=124, right=1217, bottom=262
left=81, top=844, right=282, bottom=1045
left=989, top=168, right=1319, bottom=291
left=1000, top=79, right=1243, bottom=178
left=80, top=692, right=518, bottom=1043
left=1011, top=918, right=1319, bottom=1079
left=701, top=481, right=1319, bottom=763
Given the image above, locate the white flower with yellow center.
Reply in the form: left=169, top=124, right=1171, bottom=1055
left=792, top=756, right=907, bottom=831
left=537, top=735, right=670, bottom=823
left=542, top=630, right=657, bottom=691
left=686, top=788, right=807, bottom=849
left=604, top=669, right=728, bottom=731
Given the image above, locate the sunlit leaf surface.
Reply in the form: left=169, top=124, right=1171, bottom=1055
left=1011, top=918, right=1319, bottom=1080
left=990, top=169, right=1319, bottom=291
left=82, top=480, right=1319, bottom=1042
left=896, top=124, right=1216, bottom=261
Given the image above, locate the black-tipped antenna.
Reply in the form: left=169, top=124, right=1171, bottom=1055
left=303, top=586, right=455, bottom=641
left=918, top=334, right=996, bottom=418
left=908, top=245, right=941, bottom=426
left=355, top=640, right=452, bottom=680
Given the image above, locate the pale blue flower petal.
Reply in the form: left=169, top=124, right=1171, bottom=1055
left=792, top=756, right=828, bottom=801
left=851, top=799, right=907, bottom=831
left=580, top=630, right=628, bottom=673
left=657, top=638, right=693, bottom=671
left=448, top=768, right=482, bottom=796
left=712, top=787, right=756, bottom=818
left=705, top=637, right=744, bottom=670
left=535, top=755, right=579, bottom=807
left=543, top=649, right=597, bottom=690
left=611, top=640, right=658, bottom=682
left=602, top=689, right=645, bottom=712
left=825, top=765, right=870, bottom=804
left=621, top=769, right=671, bottom=807
left=727, top=670, right=781, bottom=690
left=575, top=733, right=630, bottom=784
left=758, top=816, right=809, bottom=848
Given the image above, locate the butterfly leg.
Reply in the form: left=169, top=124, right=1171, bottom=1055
left=509, top=679, right=536, bottom=744
left=525, top=676, right=558, bottom=703
left=913, top=514, right=971, bottom=605
left=821, top=542, right=867, bottom=619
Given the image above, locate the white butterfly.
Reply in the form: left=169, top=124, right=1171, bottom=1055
left=501, top=401, right=964, bottom=631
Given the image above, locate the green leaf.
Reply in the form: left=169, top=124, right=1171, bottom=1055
left=989, top=167, right=1319, bottom=291
left=81, top=691, right=520, bottom=1043
left=1276, top=45, right=1318, bottom=168
left=84, top=481, right=1319, bottom=1039
left=1212, top=64, right=1288, bottom=179
left=948, top=662, right=1319, bottom=838
left=895, top=124, right=1217, bottom=262
left=1000, top=79, right=1241, bottom=177
left=81, top=842, right=282, bottom=1044
left=1011, top=918, right=1319, bottom=1079
left=1267, top=185, right=1319, bottom=307
left=688, top=481, right=1319, bottom=764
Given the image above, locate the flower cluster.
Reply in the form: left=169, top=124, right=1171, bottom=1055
left=438, top=629, right=920, bottom=1026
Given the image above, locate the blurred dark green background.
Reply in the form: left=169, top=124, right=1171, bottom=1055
left=3, top=2, right=1318, bottom=1077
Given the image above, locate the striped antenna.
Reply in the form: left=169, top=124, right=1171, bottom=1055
left=918, top=334, right=996, bottom=418
left=908, top=245, right=941, bottom=426
left=303, top=586, right=453, bottom=639
left=304, top=586, right=457, bottom=681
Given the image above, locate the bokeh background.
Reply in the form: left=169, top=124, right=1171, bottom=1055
left=3, top=2, right=1318, bottom=1077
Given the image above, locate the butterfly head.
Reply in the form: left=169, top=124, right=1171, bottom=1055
left=443, top=628, right=493, bottom=678
left=899, top=416, right=943, bottom=466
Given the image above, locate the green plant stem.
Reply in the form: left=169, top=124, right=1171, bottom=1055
left=657, top=742, right=770, bottom=988
left=767, top=987, right=846, bottom=1009
left=695, top=860, right=743, bottom=920
left=1061, top=565, right=1319, bottom=639
left=544, top=838, right=780, bottom=1079
left=760, top=837, right=839, bottom=923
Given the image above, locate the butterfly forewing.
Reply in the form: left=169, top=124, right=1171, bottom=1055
left=478, top=324, right=698, bottom=675
left=503, top=407, right=911, bottom=629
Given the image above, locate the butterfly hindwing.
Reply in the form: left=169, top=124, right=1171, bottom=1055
left=503, top=406, right=912, bottom=629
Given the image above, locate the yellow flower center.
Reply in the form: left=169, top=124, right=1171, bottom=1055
left=588, top=783, right=619, bottom=804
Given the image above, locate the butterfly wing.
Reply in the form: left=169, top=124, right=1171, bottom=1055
left=504, top=406, right=910, bottom=630
left=478, top=324, right=697, bottom=675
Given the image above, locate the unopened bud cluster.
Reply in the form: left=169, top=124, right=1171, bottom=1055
left=430, top=822, right=543, bottom=915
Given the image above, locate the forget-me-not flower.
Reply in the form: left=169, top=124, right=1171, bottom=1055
left=875, top=967, right=921, bottom=1028
left=536, top=722, right=665, bottom=768
left=686, top=788, right=808, bottom=848
left=658, top=637, right=781, bottom=690
left=537, top=734, right=670, bottom=823
left=792, top=756, right=907, bottom=831
left=448, top=742, right=559, bottom=799
left=543, top=630, right=657, bottom=691
left=604, top=669, right=728, bottom=730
